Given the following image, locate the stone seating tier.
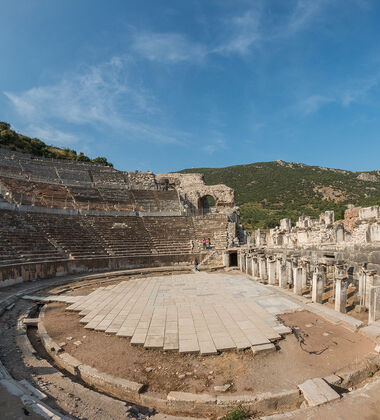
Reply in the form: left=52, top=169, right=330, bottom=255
left=0, top=209, right=230, bottom=266
left=89, top=216, right=153, bottom=256
left=0, top=151, right=185, bottom=213
left=0, top=179, right=181, bottom=214
left=0, top=177, right=74, bottom=208
left=89, top=168, right=126, bottom=185
left=96, top=186, right=135, bottom=210
left=57, top=168, right=92, bottom=185
left=21, top=162, right=60, bottom=182
left=0, top=211, right=68, bottom=265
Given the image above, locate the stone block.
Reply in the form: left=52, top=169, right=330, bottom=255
left=323, top=374, right=342, bottom=386
left=251, top=343, right=276, bottom=355
left=167, top=391, right=216, bottom=404
left=298, top=377, right=340, bottom=407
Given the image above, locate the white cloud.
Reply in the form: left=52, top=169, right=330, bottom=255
left=4, top=56, right=186, bottom=146
left=340, top=76, right=379, bottom=106
left=132, top=32, right=207, bottom=64
left=301, top=94, right=334, bottom=114
left=131, top=10, right=261, bottom=64
left=213, top=10, right=262, bottom=56
left=287, top=0, right=327, bottom=34
left=131, top=1, right=332, bottom=63
left=202, top=130, right=228, bottom=155
left=300, top=73, right=380, bottom=115
left=24, top=124, right=79, bottom=146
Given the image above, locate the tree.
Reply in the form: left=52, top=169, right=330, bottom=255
left=0, top=122, right=11, bottom=131
left=77, top=152, right=91, bottom=162
left=92, top=156, right=112, bottom=167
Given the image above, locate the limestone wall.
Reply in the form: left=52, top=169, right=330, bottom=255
left=247, top=205, right=380, bottom=324
left=0, top=253, right=214, bottom=288
left=156, top=173, right=235, bottom=213
left=263, top=206, right=380, bottom=250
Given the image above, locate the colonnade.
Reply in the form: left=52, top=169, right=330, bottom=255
left=238, top=250, right=380, bottom=324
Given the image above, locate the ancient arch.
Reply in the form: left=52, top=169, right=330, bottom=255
left=198, top=194, right=217, bottom=214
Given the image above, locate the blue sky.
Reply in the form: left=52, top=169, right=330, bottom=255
left=1, top=0, right=380, bottom=172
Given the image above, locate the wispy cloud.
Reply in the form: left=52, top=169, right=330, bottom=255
left=24, top=124, right=79, bottom=146
left=202, top=130, right=228, bottom=155
left=4, top=56, right=186, bottom=146
left=131, top=1, right=331, bottom=63
left=300, top=73, right=380, bottom=115
left=213, top=10, right=262, bottom=56
left=132, top=32, right=207, bottom=64
left=340, top=76, right=379, bottom=106
left=301, top=94, right=334, bottom=114
left=287, top=0, right=327, bottom=34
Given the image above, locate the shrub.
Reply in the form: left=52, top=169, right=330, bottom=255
left=222, top=406, right=251, bottom=420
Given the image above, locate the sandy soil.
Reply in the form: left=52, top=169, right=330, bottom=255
left=43, top=303, right=374, bottom=397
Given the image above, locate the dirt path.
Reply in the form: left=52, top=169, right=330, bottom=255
left=43, top=303, right=374, bottom=397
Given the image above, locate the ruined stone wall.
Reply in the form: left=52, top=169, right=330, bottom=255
left=263, top=206, right=380, bottom=251
left=156, top=173, right=235, bottom=213
left=123, top=171, right=157, bottom=190
left=250, top=205, right=380, bottom=295
left=343, top=206, right=360, bottom=233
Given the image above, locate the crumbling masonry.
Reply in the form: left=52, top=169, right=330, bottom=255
left=237, top=205, right=380, bottom=325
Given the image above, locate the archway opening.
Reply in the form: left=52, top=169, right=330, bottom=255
left=198, top=195, right=217, bottom=214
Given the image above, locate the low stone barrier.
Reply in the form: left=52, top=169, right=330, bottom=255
left=38, top=305, right=303, bottom=417
left=0, top=253, right=204, bottom=288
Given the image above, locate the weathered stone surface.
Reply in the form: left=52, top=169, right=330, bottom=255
left=55, top=273, right=299, bottom=354
left=298, top=378, right=340, bottom=407
left=167, top=391, right=216, bottom=403
left=214, top=384, right=231, bottom=393
left=252, top=343, right=276, bottom=355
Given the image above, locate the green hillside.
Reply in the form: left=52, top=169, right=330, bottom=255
left=180, top=161, right=380, bottom=230
left=0, top=122, right=112, bottom=167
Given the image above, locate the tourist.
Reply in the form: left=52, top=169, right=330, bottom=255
left=207, top=238, right=211, bottom=249
left=194, top=258, right=199, bottom=271
left=202, top=238, right=207, bottom=249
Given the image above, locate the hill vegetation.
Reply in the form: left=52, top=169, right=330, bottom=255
left=181, top=160, right=380, bottom=230
left=0, top=122, right=112, bottom=167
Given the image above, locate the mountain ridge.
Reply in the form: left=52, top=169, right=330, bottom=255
left=180, top=160, right=380, bottom=230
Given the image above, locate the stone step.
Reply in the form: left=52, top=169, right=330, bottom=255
left=298, top=377, right=340, bottom=407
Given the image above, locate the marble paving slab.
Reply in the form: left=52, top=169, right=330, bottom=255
left=51, top=273, right=301, bottom=354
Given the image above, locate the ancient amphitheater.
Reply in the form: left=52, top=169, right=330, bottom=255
left=1, top=148, right=380, bottom=420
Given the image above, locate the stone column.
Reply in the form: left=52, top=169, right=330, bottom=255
left=301, top=264, right=308, bottom=289
left=368, top=286, right=380, bottom=324
left=245, top=255, right=249, bottom=274
left=223, top=253, right=229, bottom=267
left=268, top=260, right=276, bottom=285
left=279, top=264, right=288, bottom=288
left=358, top=266, right=366, bottom=307
left=275, top=257, right=282, bottom=281
left=286, top=259, right=293, bottom=286
left=319, top=264, right=327, bottom=290
left=335, top=278, right=348, bottom=313
left=240, top=253, right=247, bottom=272
left=364, top=270, right=377, bottom=310
left=293, top=267, right=303, bottom=295
left=259, top=256, right=267, bottom=282
left=252, top=256, right=259, bottom=279
left=312, top=272, right=324, bottom=303
left=239, top=252, right=244, bottom=271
